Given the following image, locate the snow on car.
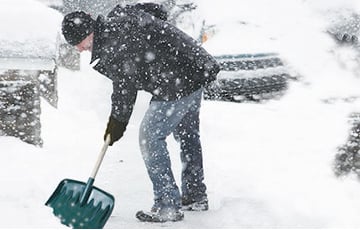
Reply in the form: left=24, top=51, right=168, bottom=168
left=0, top=0, right=63, bottom=146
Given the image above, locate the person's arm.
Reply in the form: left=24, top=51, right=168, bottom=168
left=110, top=79, right=137, bottom=123
left=104, top=79, right=137, bottom=146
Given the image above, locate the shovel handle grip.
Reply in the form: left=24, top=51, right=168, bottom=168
left=90, top=134, right=111, bottom=179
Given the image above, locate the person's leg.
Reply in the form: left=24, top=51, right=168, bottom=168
left=173, top=89, right=208, bottom=210
left=139, top=101, right=182, bottom=212
left=138, top=89, right=204, bottom=221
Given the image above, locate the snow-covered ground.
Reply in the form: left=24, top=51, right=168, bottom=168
left=3, top=0, right=360, bottom=228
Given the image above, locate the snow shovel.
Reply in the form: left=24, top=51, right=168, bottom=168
left=45, top=135, right=114, bottom=229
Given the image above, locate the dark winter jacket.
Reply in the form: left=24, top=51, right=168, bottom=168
left=90, top=4, right=220, bottom=123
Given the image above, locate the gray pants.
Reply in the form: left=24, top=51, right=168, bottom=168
left=139, top=88, right=207, bottom=211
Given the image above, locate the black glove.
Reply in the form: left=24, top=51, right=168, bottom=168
left=104, top=116, right=128, bottom=146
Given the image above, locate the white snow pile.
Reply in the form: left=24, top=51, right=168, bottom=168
left=0, top=0, right=62, bottom=58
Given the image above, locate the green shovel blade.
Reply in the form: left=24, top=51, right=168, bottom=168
left=45, top=179, right=115, bottom=229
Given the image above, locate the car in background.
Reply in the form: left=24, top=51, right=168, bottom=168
left=203, top=53, right=292, bottom=102
left=191, top=1, right=298, bottom=103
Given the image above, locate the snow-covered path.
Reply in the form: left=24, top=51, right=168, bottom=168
left=3, top=59, right=360, bottom=228
left=3, top=0, right=360, bottom=228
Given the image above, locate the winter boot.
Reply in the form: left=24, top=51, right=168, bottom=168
left=182, top=197, right=209, bottom=211
left=136, top=207, right=184, bottom=222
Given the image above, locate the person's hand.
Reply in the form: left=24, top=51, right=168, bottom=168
left=104, top=116, right=128, bottom=146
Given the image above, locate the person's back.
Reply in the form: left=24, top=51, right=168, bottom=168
left=91, top=4, right=219, bottom=101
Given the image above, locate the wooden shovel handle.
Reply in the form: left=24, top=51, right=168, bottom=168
left=79, top=135, right=111, bottom=205
left=90, top=134, right=111, bottom=179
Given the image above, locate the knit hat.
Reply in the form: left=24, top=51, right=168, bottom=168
left=62, top=11, right=95, bottom=46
